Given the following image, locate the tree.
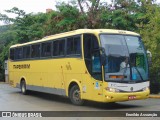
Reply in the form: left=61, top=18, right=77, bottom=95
left=77, top=0, right=107, bottom=28
left=139, top=4, right=160, bottom=71
left=0, top=8, right=48, bottom=80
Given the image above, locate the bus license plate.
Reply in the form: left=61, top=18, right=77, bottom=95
left=128, top=95, right=136, bottom=100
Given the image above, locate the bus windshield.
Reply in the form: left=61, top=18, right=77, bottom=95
left=100, top=34, right=148, bottom=82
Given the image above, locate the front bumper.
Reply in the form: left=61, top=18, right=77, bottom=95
left=103, top=89, right=150, bottom=103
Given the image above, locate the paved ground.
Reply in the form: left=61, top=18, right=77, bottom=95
left=0, top=82, right=160, bottom=119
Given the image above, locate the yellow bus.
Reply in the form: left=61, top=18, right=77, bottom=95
left=9, top=29, right=150, bottom=105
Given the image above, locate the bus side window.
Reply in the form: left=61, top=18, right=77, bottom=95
left=83, top=34, right=102, bottom=80
left=10, top=48, right=15, bottom=60
left=53, top=41, right=59, bottom=56
left=31, top=44, right=40, bottom=58
left=23, top=46, right=30, bottom=59
left=74, top=36, right=81, bottom=54
left=67, top=36, right=81, bottom=55
left=41, top=42, right=52, bottom=57
left=15, top=47, right=23, bottom=60
left=59, top=40, right=65, bottom=56
left=67, top=37, right=74, bottom=55
left=53, top=40, right=65, bottom=57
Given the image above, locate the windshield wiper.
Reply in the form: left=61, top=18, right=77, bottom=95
left=134, top=67, right=144, bottom=81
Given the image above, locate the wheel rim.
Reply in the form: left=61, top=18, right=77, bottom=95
left=73, top=89, right=81, bottom=102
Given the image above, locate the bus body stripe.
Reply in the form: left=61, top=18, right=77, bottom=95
left=16, top=83, right=66, bottom=96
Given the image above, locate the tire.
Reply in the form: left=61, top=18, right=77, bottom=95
left=20, top=80, right=27, bottom=95
left=69, top=85, right=84, bottom=105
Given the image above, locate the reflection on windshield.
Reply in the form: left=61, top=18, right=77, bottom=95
left=100, top=34, right=148, bottom=81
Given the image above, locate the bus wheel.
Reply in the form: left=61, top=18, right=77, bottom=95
left=69, top=85, right=84, bottom=105
left=20, top=80, right=27, bottom=95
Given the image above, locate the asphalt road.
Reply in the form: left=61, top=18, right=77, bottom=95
left=0, top=83, right=160, bottom=119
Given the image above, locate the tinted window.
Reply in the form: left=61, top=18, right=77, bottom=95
left=59, top=40, right=65, bottom=56
left=84, top=35, right=99, bottom=59
left=53, top=40, right=65, bottom=56
left=31, top=44, right=40, bottom=58
left=41, top=42, right=52, bottom=57
left=23, top=46, right=30, bottom=59
left=67, top=36, right=81, bottom=55
left=74, top=37, right=81, bottom=54
left=67, top=37, right=74, bottom=54
left=83, top=34, right=102, bottom=80
left=15, top=47, right=23, bottom=60
left=10, top=48, right=15, bottom=60
left=53, top=41, right=59, bottom=56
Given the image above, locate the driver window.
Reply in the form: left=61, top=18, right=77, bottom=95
left=83, top=34, right=102, bottom=80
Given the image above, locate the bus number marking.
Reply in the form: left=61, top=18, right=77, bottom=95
left=13, top=64, right=30, bottom=69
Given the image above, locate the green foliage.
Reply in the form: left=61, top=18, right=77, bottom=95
left=139, top=4, right=160, bottom=73
left=56, top=3, right=80, bottom=31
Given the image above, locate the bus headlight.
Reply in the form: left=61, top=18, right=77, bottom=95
left=142, top=87, right=149, bottom=91
left=105, top=87, right=120, bottom=92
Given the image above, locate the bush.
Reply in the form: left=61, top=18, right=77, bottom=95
left=0, top=72, right=4, bottom=82
left=149, top=72, right=160, bottom=94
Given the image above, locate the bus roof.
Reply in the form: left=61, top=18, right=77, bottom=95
left=10, top=29, right=140, bottom=48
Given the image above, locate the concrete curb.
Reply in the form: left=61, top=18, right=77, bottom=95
left=149, top=94, right=160, bottom=99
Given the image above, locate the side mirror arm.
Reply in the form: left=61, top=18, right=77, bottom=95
left=100, top=47, right=106, bottom=66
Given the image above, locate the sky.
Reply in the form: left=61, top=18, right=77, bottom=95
left=0, top=0, right=58, bottom=14
left=0, top=0, right=160, bottom=14
left=0, top=0, right=61, bottom=25
left=0, top=0, right=160, bottom=25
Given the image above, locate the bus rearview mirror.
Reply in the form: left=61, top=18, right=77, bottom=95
left=100, top=47, right=106, bottom=66
left=100, top=53, right=106, bottom=66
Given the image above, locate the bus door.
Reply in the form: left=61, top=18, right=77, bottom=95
left=82, top=34, right=103, bottom=101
